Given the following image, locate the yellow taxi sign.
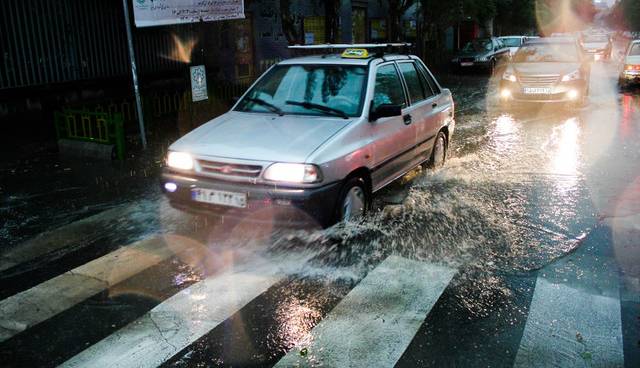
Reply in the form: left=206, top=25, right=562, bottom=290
left=341, top=48, right=369, bottom=59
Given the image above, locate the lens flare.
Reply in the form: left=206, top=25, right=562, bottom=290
left=164, top=33, right=198, bottom=63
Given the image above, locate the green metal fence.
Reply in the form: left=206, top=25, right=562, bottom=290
left=54, top=109, right=125, bottom=160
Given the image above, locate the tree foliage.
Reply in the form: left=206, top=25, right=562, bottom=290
left=607, top=0, right=640, bottom=32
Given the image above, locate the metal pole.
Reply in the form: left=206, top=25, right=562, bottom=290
left=121, top=0, right=147, bottom=149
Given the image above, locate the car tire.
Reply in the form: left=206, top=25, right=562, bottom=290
left=489, top=59, right=496, bottom=75
left=335, top=177, right=369, bottom=224
left=427, top=131, right=447, bottom=169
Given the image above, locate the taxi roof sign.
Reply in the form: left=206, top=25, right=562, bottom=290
left=341, top=48, right=369, bottom=58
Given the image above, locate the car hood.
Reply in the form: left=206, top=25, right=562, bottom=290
left=512, top=62, right=581, bottom=76
left=625, top=55, right=640, bottom=65
left=170, top=111, right=354, bottom=162
left=583, top=42, right=608, bottom=49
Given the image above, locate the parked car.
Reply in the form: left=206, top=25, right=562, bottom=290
left=580, top=33, right=612, bottom=61
left=162, top=45, right=455, bottom=228
left=499, top=37, right=590, bottom=108
left=451, top=37, right=510, bottom=74
left=619, top=40, right=640, bottom=88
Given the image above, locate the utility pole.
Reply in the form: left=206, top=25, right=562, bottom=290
left=121, top=0, right=147, bottom=149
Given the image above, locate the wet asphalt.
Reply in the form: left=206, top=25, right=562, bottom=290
left=1, top=60, right=639, bottom=367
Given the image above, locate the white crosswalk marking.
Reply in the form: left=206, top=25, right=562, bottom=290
left=60, top=259, right=283, bottom=368
left=514, top=277, right=624, bottom=368
left=0, top=235, right=196, bottom=343
left=274, top=256, right=457, bottom=368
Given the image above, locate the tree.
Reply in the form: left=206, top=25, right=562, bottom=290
left=608, top=0, right=640, bottom=32
left=325, top=0, right=341, bottom=43
left=279, top=0, right=302, bottom=45
left=383, top=0, right=417, bottom=42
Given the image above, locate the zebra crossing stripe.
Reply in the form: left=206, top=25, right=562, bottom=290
left=514, top=277, right=624, bottom=367
left=0, top=235, right=196, bottom=343
left=59, top=258, right=284, bottom=368
left=274, top=256, right=457, bottom=368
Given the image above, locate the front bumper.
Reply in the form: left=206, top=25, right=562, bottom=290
left=499, top=80, right=587, bottom=103
left=161, top=170, right=342, bottom=228
left=452, top=59, right=492, bottom=69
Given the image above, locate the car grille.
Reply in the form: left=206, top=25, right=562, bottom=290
left=518, top=75, right=559, bottom=87
left=197, top=159, right=262, bottom=178
left=460, top=57, right=475, bottom=63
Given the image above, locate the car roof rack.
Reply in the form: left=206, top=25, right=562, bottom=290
left=288, top=43, right=413, bottom=58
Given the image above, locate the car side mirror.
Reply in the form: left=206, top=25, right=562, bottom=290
left=369, top=103, right=402, bottom=122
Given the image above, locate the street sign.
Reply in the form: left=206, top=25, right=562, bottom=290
left=132, top=0, right=245, bottom=28
left=190, top=65, right=208, bottom=102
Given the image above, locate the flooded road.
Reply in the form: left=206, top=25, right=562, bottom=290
left=1, top=61, right=639, bottom=367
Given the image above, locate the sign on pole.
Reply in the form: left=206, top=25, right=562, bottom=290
left=190, top=65, right=208, bottom=102
left=132, top=0, right=245, bottom=27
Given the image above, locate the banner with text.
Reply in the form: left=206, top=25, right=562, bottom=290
left=132, top=0, right=245, bottom=28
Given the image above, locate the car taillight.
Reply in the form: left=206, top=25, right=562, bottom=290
left=625, top=64, right=640, bottom=71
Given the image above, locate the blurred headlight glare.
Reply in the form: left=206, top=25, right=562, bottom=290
left=502, top=70, right=517, bottom=82
left=167, top=152, right=194, bottom=170
left=263, top=163, right=322, bottom=183
left=561, top=70, right=581, bottom=82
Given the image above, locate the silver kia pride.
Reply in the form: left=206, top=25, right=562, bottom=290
left=162, top=44, right=455, bottom=228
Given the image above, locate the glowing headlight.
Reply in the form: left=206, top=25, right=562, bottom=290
left=502, top=70, right=517, bottom=82
left=167, top=151, right=194, bottom=170
left=263, top=163, right=322, bottom=183
left=561, top=70, right=581, bottom=82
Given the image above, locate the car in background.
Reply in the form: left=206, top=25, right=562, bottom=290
left=580, top=33, right=612, bottom=61
left=451, top=37, right=510, bottom=74
left=499, top=37, right=590, bottom=108
left=619, top=40, right=640, bottom=88
left=162, top=45, right=455, bottom=228
left=499, top=36, right=533, bottom=58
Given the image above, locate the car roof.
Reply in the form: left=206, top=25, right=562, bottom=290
left=278, top=53, right=417, bottom=66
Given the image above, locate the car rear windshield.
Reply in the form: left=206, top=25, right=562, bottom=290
left=235, top=64, right=367, bottom=117
left=462, top=39, right=493, bottom=53
left=629, top=43, right=640, bottom=56
left=501, top=38, right=522, bottom=47
left=513, top=43, right=579, bottom=63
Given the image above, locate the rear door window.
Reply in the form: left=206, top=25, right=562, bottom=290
left=398, top=62, right=426, bottom=105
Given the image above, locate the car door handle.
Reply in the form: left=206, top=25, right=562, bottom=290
left=403, top=114, right=412, bottom=125
left=432, top=103, right=438, bottom=109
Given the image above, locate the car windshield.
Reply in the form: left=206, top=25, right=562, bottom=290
left=629, top=43, right=640, bottom=56
left=235, top=64, right=367, bottom=117
left=513, top=43, right=579, bottom=63
left=462, top=39, right=493, bottom=53
left=501, top=38, right=522, bottom=47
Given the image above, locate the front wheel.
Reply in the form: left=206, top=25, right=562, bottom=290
left=335, top=177, right=369, bottom=223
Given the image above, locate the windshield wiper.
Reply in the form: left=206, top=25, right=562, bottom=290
left=245, top=97, right=284, bottom=116
left=285, top=100, right=349, bottom=119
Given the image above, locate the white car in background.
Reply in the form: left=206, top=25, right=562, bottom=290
left=619, top=40, right=640, bottom=88
left=499, top=36, right=530, bottom=58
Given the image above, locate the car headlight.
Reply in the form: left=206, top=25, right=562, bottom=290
left=167, top=151, right=194, bottom=170
left=502, top=70, right=517, bottom=82
left=263, top=163, right=322, bottom=183
left=477, top=55, right=489, bottom=62
left=561, top=70, right=581, bottom=82
left=451, top=57, right=459, bottom=63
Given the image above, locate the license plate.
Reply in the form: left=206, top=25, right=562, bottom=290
left=460, top=62, right=474, bottom=67
left=191, top=188, right=247, bottom=208
left=523, top=87, right=551, bottom=95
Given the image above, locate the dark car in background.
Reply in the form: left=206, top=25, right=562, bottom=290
left=451, top=37, right=510, bottom=74
left=580, top=33, right=612, bottom=61
left=499, top=37, right=590, bottom=108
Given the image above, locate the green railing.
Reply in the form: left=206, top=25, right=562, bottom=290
left=54, top=109, right=125, bottom=160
